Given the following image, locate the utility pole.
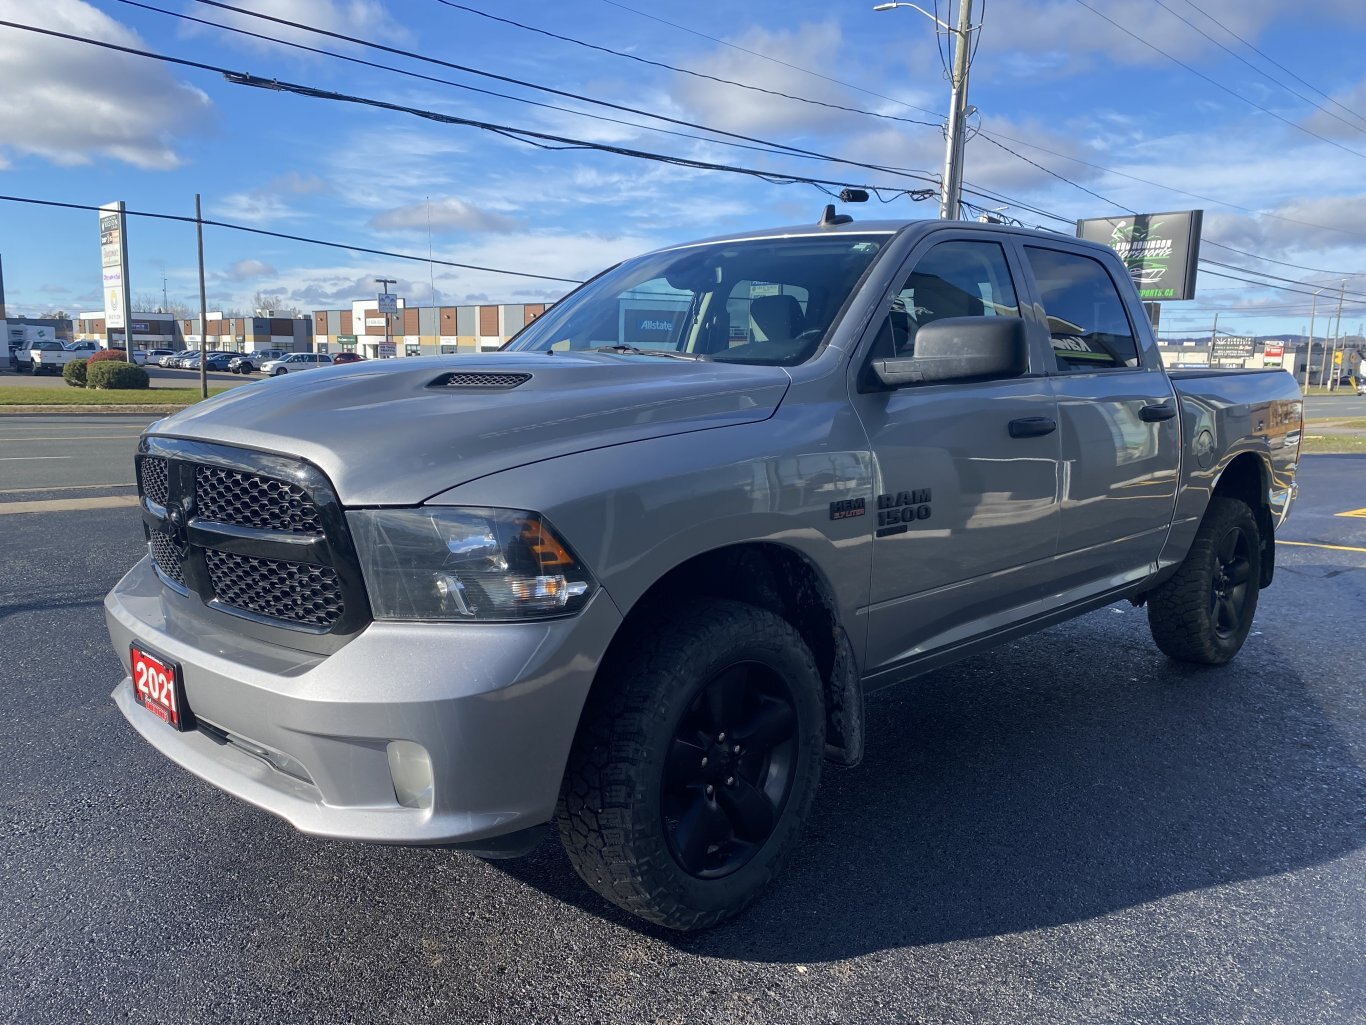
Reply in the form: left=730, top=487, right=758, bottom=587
left=1306, top=289, right=1320, bottom=391
left=1327, top=279, right=1346, bottom=390
left=941, top=0, right=974, bottom=220
left=195, top=194, right=208, bottom=400
left=874, top=0, right=976, bottom=220
left=1209, top=313, right=1219, bottom=360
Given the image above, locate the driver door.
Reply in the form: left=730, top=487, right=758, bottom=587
left=848, top=235, right=1063, bottom=677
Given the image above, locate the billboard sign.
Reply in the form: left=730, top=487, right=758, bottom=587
left=1076, top=209, right=1202, bottom=301
left=98, top=201, right=132, bottom=334
left=1210, top=335, right=1255, bottom=361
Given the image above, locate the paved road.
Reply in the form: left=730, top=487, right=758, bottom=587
left=1, top=419, right=1362, bottom=1025
left=1304, top=393, right=1366, bottom=419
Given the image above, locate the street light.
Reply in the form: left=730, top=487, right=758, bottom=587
left=874, top=0, right=976, bottom=220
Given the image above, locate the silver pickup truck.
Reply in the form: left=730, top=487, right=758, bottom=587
left=105, top=217, right=1301, bottom=930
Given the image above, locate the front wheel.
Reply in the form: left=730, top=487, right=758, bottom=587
left=557, top=600, right=825, bottom=931
left=1147, top=496, right=1262, bottom=665
left=273, top=367, right=286, bottom=376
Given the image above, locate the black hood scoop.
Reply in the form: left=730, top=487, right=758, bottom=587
left=428, top=371, right=532, bottom=389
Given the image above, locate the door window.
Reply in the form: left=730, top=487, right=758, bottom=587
left=869, top=240, right=1021, bottom=360
left=1024, top=246, right=1140, bottom=371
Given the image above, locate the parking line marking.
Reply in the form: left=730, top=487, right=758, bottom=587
left=0, top=435, right=142, bottom=442
left=1334, top=507, right=1366, bottom=519
left=0, top=455, right=71, bottom=461
left=0, top=495, right=140, bottom=515
left=1278, top=540, right=1366, bottom=554
left=0, top=482, right=135, bottom=494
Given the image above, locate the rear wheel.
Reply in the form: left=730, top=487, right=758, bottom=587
left=1147, top=496, right=1262, bottom=665
left=557, top=600, right=825, bottom=931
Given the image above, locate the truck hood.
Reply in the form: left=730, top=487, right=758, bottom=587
left=149, top=352, right=791, bottom=504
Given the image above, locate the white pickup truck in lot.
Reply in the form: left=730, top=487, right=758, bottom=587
left=106, top=216, right=1302, bottom=931
left=26, top=341, right=89, bottom=375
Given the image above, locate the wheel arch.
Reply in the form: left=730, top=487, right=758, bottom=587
left=1211, top=449, right=1275, bottom=588
left=585, top=541, right=864, bottom=768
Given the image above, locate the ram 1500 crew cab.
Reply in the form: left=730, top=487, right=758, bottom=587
left=105, top=217, right=1301, bottom=930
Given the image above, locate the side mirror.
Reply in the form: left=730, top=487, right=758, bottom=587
left=866, top=316, right=1028, bottom=389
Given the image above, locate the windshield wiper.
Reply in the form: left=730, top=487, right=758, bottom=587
left=586, top=344, right=709, bottom=361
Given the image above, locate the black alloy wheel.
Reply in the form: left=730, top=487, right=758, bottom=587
left=557, top=599, right=825, bottom=930
left=1148, top=496, right=1262, bottom=664
left=661, top=661, right=798, bottom=879
left=1209, top=521, right=1253, bottom=640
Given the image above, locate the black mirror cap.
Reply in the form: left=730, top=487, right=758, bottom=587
left=866, top=316, right=1028, bottom=390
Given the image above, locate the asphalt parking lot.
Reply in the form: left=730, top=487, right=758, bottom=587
left=1, top=415, right=1362, bottom=1025
left=1, top=363, right=254, bottom=390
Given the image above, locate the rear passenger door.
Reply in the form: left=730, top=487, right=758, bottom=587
left=1018, top=243, right=1181, bottom=591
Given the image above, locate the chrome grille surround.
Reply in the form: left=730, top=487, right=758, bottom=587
left=134, top=438, right=370, bottom=637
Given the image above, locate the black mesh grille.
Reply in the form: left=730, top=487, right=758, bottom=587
left=204, top=549, right=343, bottom=628
left=148, top=532, right=185, bottom=586
left=195, top=466, right=322, bottom=533
left=140, top=457, right=169, bottom=506
left=432, top=372, right=531, bottom=389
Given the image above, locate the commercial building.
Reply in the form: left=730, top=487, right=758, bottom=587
left=74, top=311, right=177, bottom=350
left=181, top=314, right=312, bottom=354
left=311, top=301, right=548, bottom=359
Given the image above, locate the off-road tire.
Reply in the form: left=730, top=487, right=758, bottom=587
left=556, top=600, right=825, bottom=931
left=1147, top=496, right=1262, bottom=665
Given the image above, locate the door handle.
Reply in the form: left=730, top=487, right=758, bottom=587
left=1139, top=402, right=1177, bottom=422
left=1008, top=417, right=1057, bottom=439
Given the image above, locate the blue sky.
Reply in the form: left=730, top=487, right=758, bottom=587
left=2, top=0, right=1366, bottom=339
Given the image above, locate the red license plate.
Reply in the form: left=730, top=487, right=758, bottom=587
left=130, top=643, right=191, bottom=731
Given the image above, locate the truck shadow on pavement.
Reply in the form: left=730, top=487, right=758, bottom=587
left=495, top=614, right=1365, bottom=962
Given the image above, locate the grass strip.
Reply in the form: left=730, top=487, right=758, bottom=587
left=0, top=387, right=228, bottom=407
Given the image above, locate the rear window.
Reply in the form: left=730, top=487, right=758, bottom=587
left=1024, top=246, right=1140, bottom=371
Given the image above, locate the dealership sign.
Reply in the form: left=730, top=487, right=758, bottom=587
left=98, top=201, right=132, bottom=334
left=1262, top=341, right=1286, bottom=367
left=1210, top=335, right=1256, bottom=361
left=1077, top=209, right=1202, bottom=301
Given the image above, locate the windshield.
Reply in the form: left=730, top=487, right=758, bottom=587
left=505, top=233, right=890, bottom=366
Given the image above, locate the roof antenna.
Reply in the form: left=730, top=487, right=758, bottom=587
left=819, top=204, right=853, bottom=226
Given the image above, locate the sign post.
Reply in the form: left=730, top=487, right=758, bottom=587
left=99, top=201, right=133, bottom=348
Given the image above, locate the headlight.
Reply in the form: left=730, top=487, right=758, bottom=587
left=349, top=507, right=596, bottom=621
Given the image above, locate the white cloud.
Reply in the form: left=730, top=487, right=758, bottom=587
left=0, top=0, right=210, bottom=170
left=369, top=197, right=521, bottom=234
left=224, top=259, right=279, bottom=281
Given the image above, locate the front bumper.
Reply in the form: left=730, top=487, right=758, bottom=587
left=106, top=557, right=622, bottom=846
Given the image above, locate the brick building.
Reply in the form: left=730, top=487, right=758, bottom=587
left=311, top=300, right=549, bottom=358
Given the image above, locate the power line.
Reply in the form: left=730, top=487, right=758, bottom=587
left=1199, top=259, right=1366, bottom=301
left=594, top=0, right=945, bottom=120
left=973, top=128, right=1366, bottom=242
left=1071, top=0, right=1366, bottom=162
left=1198, top=267, right=1366, bottom=303
left=0, top=17, right=940, bottom=201
left=115, top=0, right=910, bottom=169
left=1149, top=0, right=1366, bottom=137
left=0, top=194, right=586, bottom=283
left=1174, top=0, right=1366, bottom=133
left=975, top=133, right=1135, bottom=213
left=183, top=1, right=934, bottom=184
left=1201, top=239, right=1366, bottom=280
left=428, top=0, right=941, bottom=130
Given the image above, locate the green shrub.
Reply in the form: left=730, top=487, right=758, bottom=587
left=86, top=360, right=150, bottom=390
left=87, top=348, right=128, bottom=366
left=63, top=358, right=88, bottom=388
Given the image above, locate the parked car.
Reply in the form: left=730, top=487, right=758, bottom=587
left=157, top=354, right=181, bottom=368
left=202, top=352, right=237, bottom=372
left=67, top=340, right=100, bottom=352
left=260, top=352, right=334, bottom=376
left=11, top=338, right=65, bottom=373
left=28, top=341, right=87, bottom=375
left=132, top=348, right=177, bottom=367
left=107, top=216, right=1302, bottom=932
left=331, top=352, right=365, bottom=365
left=229, top=349, right=289, bottom=374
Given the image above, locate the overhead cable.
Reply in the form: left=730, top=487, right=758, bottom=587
left=428, top=0, right=941, bottom=130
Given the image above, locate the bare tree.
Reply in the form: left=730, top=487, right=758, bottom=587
left=251, top=290, right=300, bottom=318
